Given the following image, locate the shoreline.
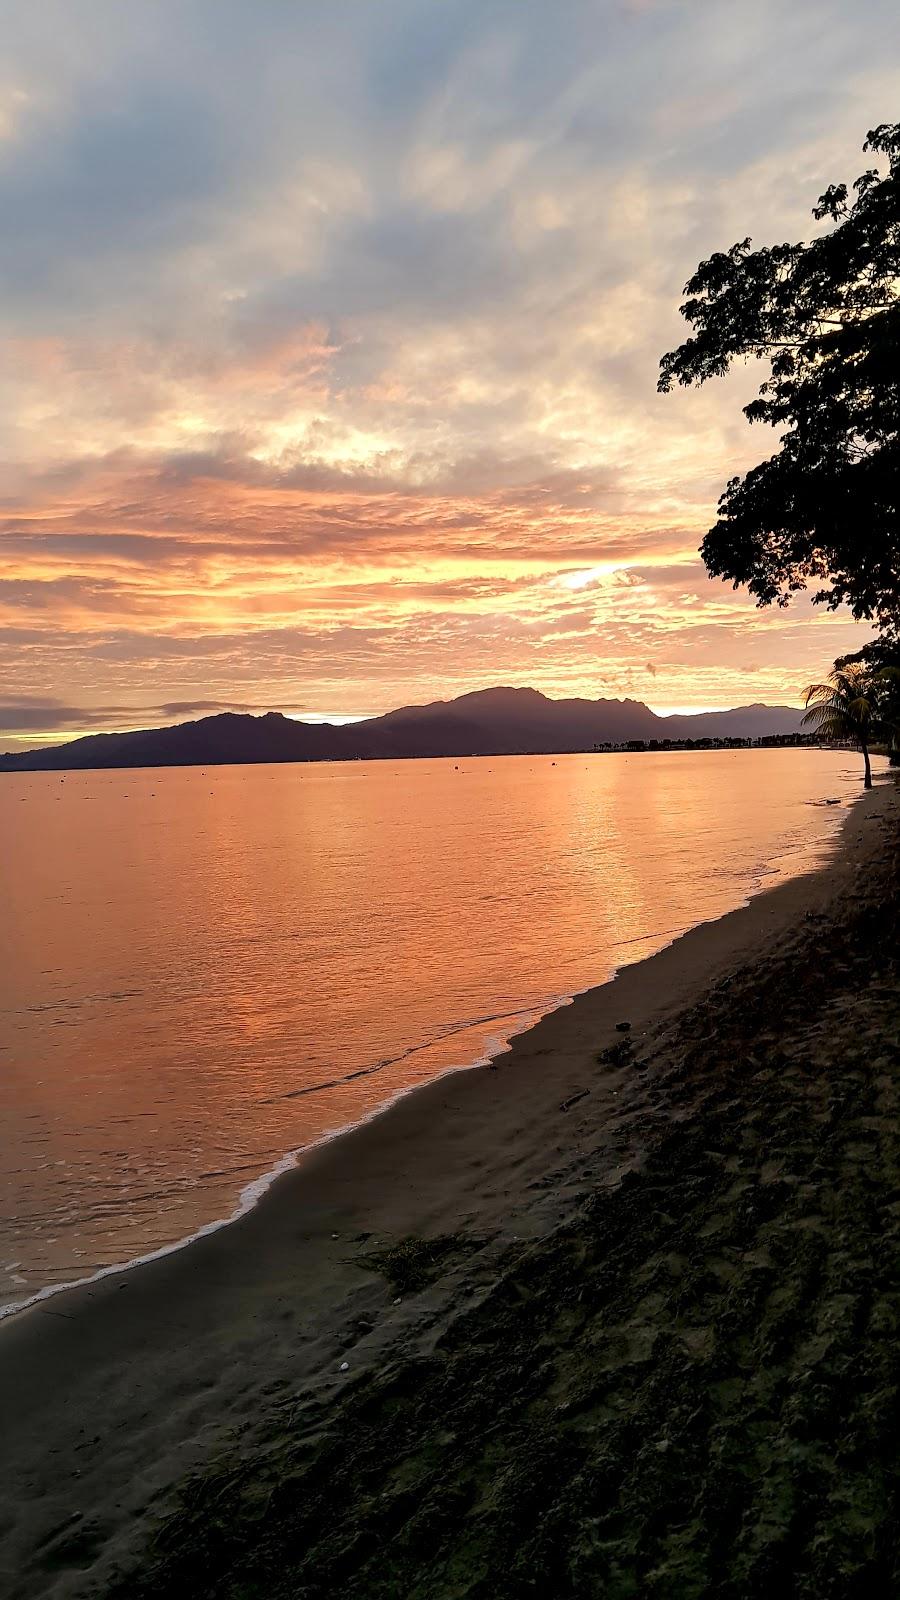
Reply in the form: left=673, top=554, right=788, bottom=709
left=0, top=775, right=856, bottom=1327
left=1, top=742, right=830, bottom=776
left=0, top=995, right=558, bottom=1328
left=1, top=776, right=896, bottom=1598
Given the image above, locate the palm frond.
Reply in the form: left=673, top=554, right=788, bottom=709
left=801, top=704, right=843, bottom=729
left=803, top=683, right=836, bottom=706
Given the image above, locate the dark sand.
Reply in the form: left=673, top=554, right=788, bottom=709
left=2, top=779, right=898, bottom=1599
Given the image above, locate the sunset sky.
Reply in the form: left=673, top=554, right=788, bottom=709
left=3, top=1, right=900, bottom=748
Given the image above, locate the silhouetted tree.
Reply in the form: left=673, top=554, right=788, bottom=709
left=660, top=124, right=900, bottom=636
left=802, top=665, right=883, bottom=786
left=835, top=641, right=900, bottom=764
left=836, top=637, right=900, bottom=674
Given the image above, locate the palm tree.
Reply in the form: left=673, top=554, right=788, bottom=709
left=801, top=665, right=879, bottom=788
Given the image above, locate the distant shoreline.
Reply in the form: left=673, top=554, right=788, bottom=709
left=0, top=739, right=825, bottom=776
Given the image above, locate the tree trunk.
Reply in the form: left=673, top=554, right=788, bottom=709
left=862, top=739, right=872, bottom=788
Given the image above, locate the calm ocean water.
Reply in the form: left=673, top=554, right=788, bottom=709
left=0, top=749, right=867, bottom=1314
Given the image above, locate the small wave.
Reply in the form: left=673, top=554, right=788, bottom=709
left=256, top=1001, right=549, bottom=1106
left=0, top=1001, right=554, bottom=1324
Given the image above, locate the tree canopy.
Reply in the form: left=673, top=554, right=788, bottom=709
left=660, top=123, right=900, bottom=637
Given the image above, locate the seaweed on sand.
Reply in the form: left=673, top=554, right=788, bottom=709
left=353, top=1233, right=467, bottom=1296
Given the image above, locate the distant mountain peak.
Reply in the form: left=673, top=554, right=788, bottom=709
left=457, top=685, right=550, bottom=701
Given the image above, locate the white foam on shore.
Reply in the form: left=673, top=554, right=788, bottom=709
left=0, top=776, right=872, bottom=1326
left=0, top=997, right=563, bottom=1324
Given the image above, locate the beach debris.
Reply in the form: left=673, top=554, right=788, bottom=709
left=560, top=1089, right=590, bottom=1112
left=597, top=1037, right=636, bottom=1068
left=355, top=1233, right=467, bottom=1295
left=339, top=1361, right=349, bottom=1372
left=394, top=1297, right=402, bottom=1305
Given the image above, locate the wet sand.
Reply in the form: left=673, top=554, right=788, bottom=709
left=1, top=778, right=897, bottom=1598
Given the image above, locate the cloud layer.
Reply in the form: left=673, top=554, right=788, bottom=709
left=2, top=0, right=898, bottom=744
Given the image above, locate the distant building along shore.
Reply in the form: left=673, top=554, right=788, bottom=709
left=593, top=732, right=819, bottom=753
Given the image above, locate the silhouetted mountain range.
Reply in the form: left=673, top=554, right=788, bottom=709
left=0, top=687, right=807, bottom=772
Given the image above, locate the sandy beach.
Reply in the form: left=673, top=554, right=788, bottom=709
left=2, top=777, right=897, bottom=1599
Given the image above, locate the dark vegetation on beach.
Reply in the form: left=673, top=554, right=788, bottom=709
left=353, top=1234, right=471, bottom=1297
left=105, top=802, right=899, bottom=1600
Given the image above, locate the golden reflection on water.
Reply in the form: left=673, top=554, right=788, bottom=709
left=0, top=749, right=864, bottom=1308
